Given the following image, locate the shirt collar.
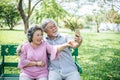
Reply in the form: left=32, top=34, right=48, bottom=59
left=46, top=33, right=62, bottom=40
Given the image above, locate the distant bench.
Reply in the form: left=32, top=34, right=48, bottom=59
left=0, top=44, right=82, bottom=80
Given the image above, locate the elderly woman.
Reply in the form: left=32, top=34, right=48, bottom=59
left=18, top=25, right=72, bottom=80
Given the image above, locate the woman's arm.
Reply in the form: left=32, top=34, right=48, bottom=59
left=27, top=60, right=45, bottom=67
left=56, top=42, right=72, bottom=52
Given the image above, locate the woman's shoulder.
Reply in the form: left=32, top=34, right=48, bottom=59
left=22, top=42, right=30, bottom=48
left=41, top=40, right=49, bottom=45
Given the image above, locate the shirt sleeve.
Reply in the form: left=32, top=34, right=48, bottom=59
left=18, top=44, right=30, bottom=68
left=46, top=42, right=58, bottom=61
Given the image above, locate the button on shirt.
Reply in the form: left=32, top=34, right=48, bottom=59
left=45, top=34, right=78, bottom=74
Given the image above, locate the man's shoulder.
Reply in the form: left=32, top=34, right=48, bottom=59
left=61, top=34, right=72, bottom=40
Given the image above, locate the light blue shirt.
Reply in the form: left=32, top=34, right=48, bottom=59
left=45, top=34, right=78, bottom=74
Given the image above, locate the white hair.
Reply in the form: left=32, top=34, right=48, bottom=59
left=40, top=18, right=58, bottom=31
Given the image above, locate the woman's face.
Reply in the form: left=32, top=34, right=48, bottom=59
left=45, top=22, right=58, bottom=39
left=32, top=30, right=43, bottom=45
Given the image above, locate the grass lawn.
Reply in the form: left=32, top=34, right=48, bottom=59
left=0, top=29, right=120, bottom=80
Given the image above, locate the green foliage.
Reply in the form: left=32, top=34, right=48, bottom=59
left=106, top=8, right=120, bottom=24
left=64, top=16, right=84, bottom=31
left=34, top=0, right=68, bottom=23
left=85, top=15, right=94, bottom=22
left=0, top=1, right=20, bottom=30
left=114, top=14, right=120, bottom=24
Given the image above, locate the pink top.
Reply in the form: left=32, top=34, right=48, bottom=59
left=18, top=41, right=57, bottom=79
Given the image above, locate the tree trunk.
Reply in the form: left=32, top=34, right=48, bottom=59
left=17, top=0, right=28, bottom=33
left=95, top=17, right=99, bottom=33
left=96, top=22, right=99, bottom=33
left=10, top=22, right=14, bottom=30
left=17, top=0, right=41, bottom=33
left=24, top=19, right=29, bottom=33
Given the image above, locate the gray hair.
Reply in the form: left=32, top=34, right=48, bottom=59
left=27, top=25, right=43, bottom=42
left=41, top=18, right=58, bottom=31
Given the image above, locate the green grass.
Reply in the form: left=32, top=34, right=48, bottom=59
left=0, top=29, right=27, bottom=44
left=0, top=29, right=120, bottom=80
left=79, top=32, right=120, bottom=80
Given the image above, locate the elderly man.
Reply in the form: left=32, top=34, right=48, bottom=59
left=41, top=18, right=82, bottom=80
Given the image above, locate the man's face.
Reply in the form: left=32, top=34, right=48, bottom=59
left=45, top=22, right=58, bottom=38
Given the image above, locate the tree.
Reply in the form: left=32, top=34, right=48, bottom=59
left=64, top=15, right=84, bottom=31
left=17, top=0, right=41, bottom=33
left=103, top=0, right=120, bottom=24
left=114, top=14, right=120, bottom=24
left=34, top=0, right=68, bottom=24
left=106, top=8, right=118, bottom=23
left=0, top=2, right=20, bottom=30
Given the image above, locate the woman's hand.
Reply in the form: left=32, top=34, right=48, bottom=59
left=36, top=60, right=45, bottom=67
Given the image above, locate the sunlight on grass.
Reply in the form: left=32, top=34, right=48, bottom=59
left=0, top=30, right=27, bottom=44
left=78, top=32, right=120, bottom=80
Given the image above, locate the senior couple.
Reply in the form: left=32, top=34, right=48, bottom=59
left=17, top=18, right=82, bottom=80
